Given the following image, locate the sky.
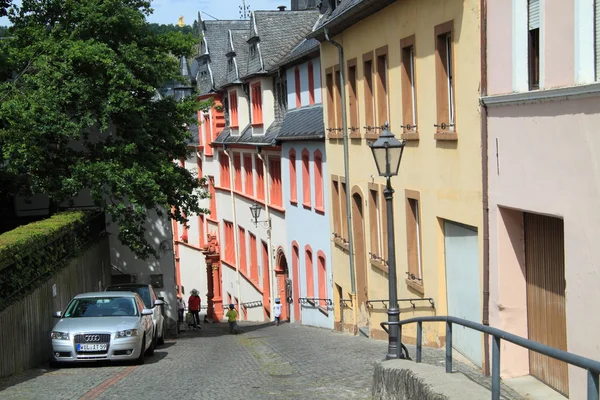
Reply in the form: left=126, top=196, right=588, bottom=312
left=0, top=0, right=289, bottom=26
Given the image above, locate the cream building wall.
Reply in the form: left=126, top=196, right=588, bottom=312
left=321, top=0, right=482, bottom=349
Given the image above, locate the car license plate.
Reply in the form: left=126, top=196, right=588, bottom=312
left=77, top=343, right=108, bottom=352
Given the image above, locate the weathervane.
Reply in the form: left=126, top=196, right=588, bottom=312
left=239, top=0, right=251, bottom=19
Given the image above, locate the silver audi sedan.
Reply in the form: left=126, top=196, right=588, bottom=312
left=49, top=291, right=154, bottom=366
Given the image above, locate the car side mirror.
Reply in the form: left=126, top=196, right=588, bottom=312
left=53, top=311, right=62, bottom=318
left=154, top=299, right=165, bottom=307
left=141, top=309, right=153, bottom=316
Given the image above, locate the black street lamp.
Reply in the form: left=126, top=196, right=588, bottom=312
left=249, top=201, right=271, bottom=230
left=369, top=122, right=406, bottom=360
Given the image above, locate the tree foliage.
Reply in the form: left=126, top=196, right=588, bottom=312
left=148, top=22, right=198, bottom=36
left=0, top=0, right=212, bottom=259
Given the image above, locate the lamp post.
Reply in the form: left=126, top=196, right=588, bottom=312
left=369, top=122, right=406, bottom=360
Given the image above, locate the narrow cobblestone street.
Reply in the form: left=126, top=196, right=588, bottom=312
left=0, top=321, right=522, bottom=400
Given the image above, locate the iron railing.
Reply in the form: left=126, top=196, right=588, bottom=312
left=381, top=316, right=600, bottom=400
left=366, top=298, right=435, bottom=309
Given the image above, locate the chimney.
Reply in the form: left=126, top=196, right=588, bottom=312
left=278, top=5, right=287, bottom=11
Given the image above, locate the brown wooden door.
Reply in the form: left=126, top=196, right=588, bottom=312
left=524, top=213, right=569, bottom=396
left=352, top=193, right=368, bottom=316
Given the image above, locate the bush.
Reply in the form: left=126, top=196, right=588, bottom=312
left=0, top=211, right=105, bottom=309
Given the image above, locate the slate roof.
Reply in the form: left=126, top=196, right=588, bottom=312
left=244, top=10, right=321, bottom=76
left=310, top=0, right=396, bottom=39
left=213, top=122, right=281, bottom=147
left=198, top=20, right=249, bottom=93
left=276, top=104, right=324, bottom=141
left=231, top=29, right=250, bottom=81
left=275, top=37, right=320, bottom=69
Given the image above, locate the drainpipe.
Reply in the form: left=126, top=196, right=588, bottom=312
left=324, top=28, right=357, bottom=332
left=480, top=0, right=491, bottom=377
left=225, top=147, right=243, bottom=313
left=256, top=147, right=275, bottom=321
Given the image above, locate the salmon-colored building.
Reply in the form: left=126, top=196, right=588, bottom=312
left=483, top=0, right=600, bottom=397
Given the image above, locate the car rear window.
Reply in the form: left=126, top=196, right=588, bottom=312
left=107, top=286, right=152, bottom=308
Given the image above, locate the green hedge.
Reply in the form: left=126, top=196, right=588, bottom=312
left=0, top=211, right=104, bottom=309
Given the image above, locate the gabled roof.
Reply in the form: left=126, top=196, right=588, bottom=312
left=226, top=29, right=250, bottom=85
left=243, top=10, right=321, bottom=76
left=276, top=104, right=324, bottom=142
left=197, top=19, right=249, bottom=93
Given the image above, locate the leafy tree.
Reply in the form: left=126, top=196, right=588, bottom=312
left=0, top=0, right=212, bottom=259
left=148, top=22, right=196, bottom=36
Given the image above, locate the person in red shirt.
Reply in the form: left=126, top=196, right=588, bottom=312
left=188, top=289, right=202, bottom=330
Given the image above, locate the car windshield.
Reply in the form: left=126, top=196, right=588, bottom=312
left=107, top=286, right=152, bottom=308
left=63, top=297, right=138, bottom=318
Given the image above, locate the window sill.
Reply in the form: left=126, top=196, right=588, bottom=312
left=364, top=132, right=378, bottom=140
left=233, top=189, right=257, bottom=203
left=370, top=259, right=389, bottom=274
left=405, top=278, right=425, bottom=294
left=230, top=125, right=239, bottom=130
left=434, top=132, right=458, bottom=141
left=315, top=207, right=325, bottom=215
left=251, top=123, right=264, bottom=128
left=268, top=204, right=285, bottom=214
left=303, top=203, right=312, bottom=210
left=215, top=185, right=231, bottom=192
left=401, top=131, right=419, bottom=141
left=333, top=237, right=349, bottom=252
left=290, top=200, right=298, bottom=206
left=349, top=131, right=361, bottom=139
left=327, top=132, right=342, bottom=139
left=207, top=217, right=219, bottom=225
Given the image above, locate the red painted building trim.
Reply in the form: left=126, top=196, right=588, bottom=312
left=314, top=149, right=324, bottom=212
left=291, top=241, right=301, bottom=322
left=301, top=148, right=311, bottom=209
left=308, top=61, right=315, bottom=105
left=289, top=149, right=297, bottom=204
left=317, top=250, right=327, bottom=308
left=305, top=244, right=314, bottom=298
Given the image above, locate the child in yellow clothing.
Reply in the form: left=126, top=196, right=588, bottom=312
left=225, top=304, right=238, bottom=334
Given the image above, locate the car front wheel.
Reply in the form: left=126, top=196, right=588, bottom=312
left=135, top=337, right=146, bottom=365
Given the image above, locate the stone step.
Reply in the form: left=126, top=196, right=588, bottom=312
left=373, top=359, right=493, bottom=399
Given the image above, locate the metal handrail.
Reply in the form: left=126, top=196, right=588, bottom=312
left=366, top=298, right=435, bottom=309
left=381, top=316, right=600, bottom=400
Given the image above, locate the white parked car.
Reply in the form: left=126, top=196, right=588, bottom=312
left=49, top=291, right=154, bottom=366
left=104, top=283, right=166, bottom=347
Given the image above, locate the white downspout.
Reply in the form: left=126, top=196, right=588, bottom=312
left=226, top=148, right=242, bottom=313
left=257, top=149, right=275, bottom=321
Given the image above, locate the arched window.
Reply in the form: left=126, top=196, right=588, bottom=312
left=305, top=245, right=314, bottom=298
left=314, top=149, right=323, bottom=212
left=289, top=149, right=297, bottom=204
left=317, top=251, right=327, bottom=307
left=292, top=241, right=301, bottom=322
left=302, top=149, right=311, bottom=208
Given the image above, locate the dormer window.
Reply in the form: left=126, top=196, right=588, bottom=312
left=228, top=58, right=234, bottom=72
left=250, top=44, right=257, bottom=58
left=200, top=71, right=208, bottom=79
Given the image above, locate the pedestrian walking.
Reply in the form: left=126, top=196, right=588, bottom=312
left=177, top=296, right=186, bottom=324
left=188, top=289, right=202, bottom=330
left=273, top=298, right=282, bottom=326
left=225, top=303, right=238, bottom=334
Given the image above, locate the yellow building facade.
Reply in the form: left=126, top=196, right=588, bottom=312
left=316, top=0, right=483, bottom=363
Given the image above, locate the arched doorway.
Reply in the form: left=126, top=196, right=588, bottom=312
left=275, top=248, right=290, bottom=321
left=352, top=190, right=368, bottom=329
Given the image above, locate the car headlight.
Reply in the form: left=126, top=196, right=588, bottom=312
left=116, top=329, right=138, bottom=338
left=51, top=331, right=69, bottom=340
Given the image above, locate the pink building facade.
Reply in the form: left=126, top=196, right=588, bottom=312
left=483, top=0, right=600, bottom=398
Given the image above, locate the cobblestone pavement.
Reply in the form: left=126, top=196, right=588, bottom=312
left=0, top=321, right=523, bottom=400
